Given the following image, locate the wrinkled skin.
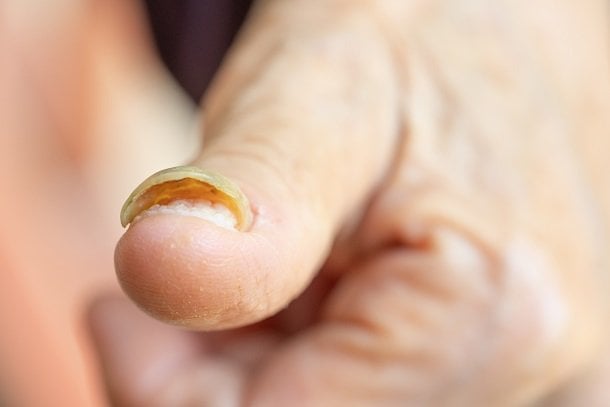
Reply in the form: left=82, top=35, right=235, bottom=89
left=104, top=0, right=610, bottom=405
left=2, top=0, right=610, bottom=406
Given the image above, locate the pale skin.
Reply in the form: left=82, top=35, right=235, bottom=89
left=3, top=0, right=608, bottom=405
left=86, top=0, right=610, bottom=405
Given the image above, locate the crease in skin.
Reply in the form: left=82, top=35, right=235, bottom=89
left=372, top=169, right=598, bottom=403
left=108, top=1, right=609, bottom=405
left=351, top=144, right=594, bottom=404
left=289, top=235, right=499, bottom=404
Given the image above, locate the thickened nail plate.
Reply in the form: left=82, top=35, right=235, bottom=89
left=120, top=166, right=252, bottom=231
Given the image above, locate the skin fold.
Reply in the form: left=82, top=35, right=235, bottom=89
left=1, top=0, right=609, bottom=405
left=109, top=0, right=610, bottom=405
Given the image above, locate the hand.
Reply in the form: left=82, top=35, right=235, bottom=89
left=90, top=0, right=610, bottom=405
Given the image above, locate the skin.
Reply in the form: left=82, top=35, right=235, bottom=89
left=1, top=0, right=609, bottom=405
left=101, top=0, right=610, bottom=405
left=0, top=0, right=194, bottom=404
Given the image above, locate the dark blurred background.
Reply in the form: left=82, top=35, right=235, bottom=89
left=144, top=0, right=252, bottom=101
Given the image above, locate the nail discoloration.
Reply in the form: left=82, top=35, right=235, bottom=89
left=120, top=166, right=252, bottom=230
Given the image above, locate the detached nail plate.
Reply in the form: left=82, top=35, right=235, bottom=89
left=120, top=166, right=252, bottom=231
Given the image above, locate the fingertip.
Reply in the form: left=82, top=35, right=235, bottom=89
left=115, top=210, right=308, bottom=330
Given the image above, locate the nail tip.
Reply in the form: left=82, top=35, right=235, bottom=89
left=118, top=166, right=252, bottom=231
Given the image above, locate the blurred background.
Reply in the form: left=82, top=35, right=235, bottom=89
left=0, top=1, right=252, bottom=405
left=2, top=1, right=609, bottom=406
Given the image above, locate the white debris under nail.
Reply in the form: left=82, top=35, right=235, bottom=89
left=134, top=200, right=238, bottom=230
